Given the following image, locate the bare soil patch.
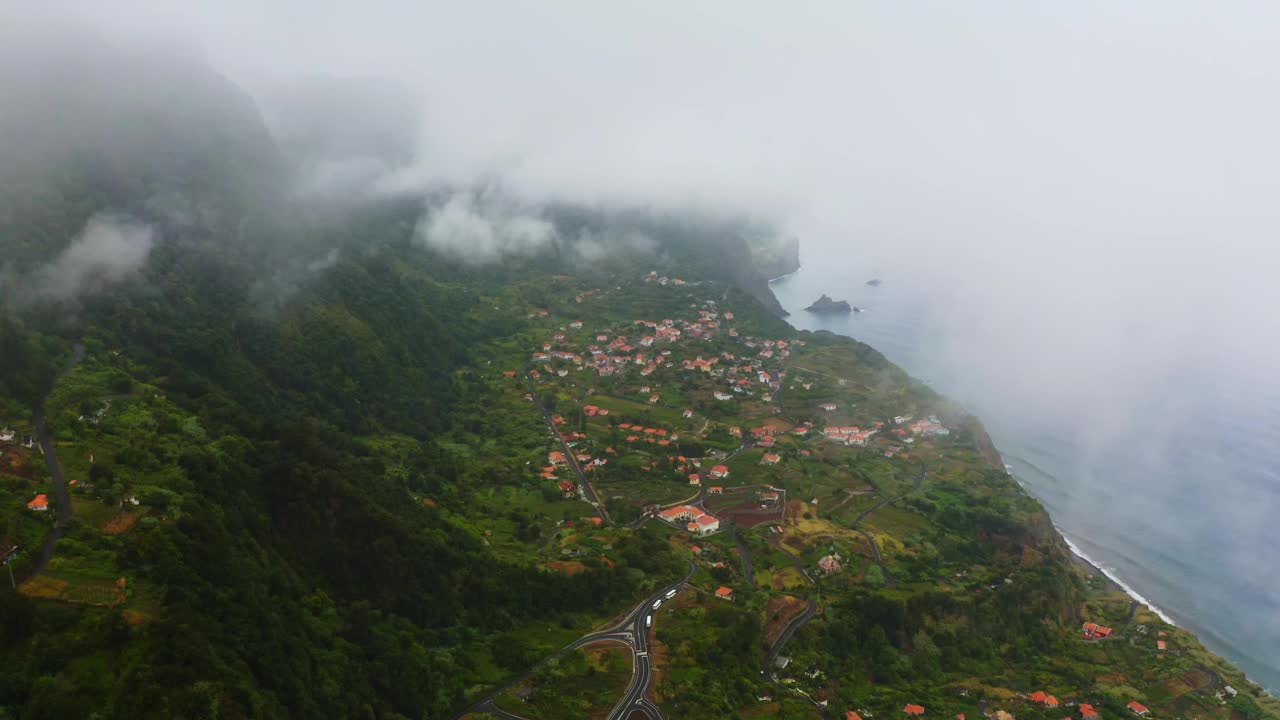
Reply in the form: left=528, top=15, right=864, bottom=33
left=544, top=560, right=589, bottom=576
left=763, top=594, right=808, bottom=647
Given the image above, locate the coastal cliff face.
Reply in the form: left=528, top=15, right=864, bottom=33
left=750, top=234, right=801, bottom=279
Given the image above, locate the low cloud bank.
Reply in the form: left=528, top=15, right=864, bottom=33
left=4, top=213, right=154, bottom=306
left=414, top=192, right=555, bottom=265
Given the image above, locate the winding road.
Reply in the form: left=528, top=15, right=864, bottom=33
left=16, top=343, right=84, bottom=584
left=528, top=379, right=612, bottom=526
left=451, top=560, right=696, bottom=720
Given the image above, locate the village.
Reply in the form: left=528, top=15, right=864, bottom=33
left=468, top=270, right=1256, bottom=720
left=2, top=268, right=1263, bottom=720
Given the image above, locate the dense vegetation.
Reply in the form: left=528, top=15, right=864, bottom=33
left=2, top=41, right=1276, bottom=720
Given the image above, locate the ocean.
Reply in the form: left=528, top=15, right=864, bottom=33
left=770, top=264, right=1280, bottom=695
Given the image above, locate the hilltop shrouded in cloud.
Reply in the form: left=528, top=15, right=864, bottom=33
left=4, top=0, right=1280, bottom=702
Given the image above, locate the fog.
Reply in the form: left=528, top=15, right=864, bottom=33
left=7, top=0, right=1280, bottom=682
left=2, top=214, right=154, bottom=306
left=415, top=191, right=556, bottom=265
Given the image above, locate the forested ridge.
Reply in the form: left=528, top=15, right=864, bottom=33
left=2, top=38, right=1276, bottom=720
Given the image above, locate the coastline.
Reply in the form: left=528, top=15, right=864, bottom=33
left=758, top=248, right=1280, bottom=705
left=766, top=259, right=1169, bottom=620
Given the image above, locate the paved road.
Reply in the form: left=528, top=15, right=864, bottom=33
left=528, top=380, right=612, bottom=526
left=847, top=462, right=927, bottom=587
left=761, top=599, right=818, bottom=680
left=450, top=561, right=696, bottom=720
left=17, top=343, right=85, bottom=584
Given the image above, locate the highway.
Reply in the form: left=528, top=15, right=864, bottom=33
left=450, top=560, right=695, bottom=720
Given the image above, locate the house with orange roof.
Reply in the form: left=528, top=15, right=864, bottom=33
left=761, top=453, right=781, bottom=465
left=1082, top=622, right=1113, bottom=639
left=1045, top=696, right=1060, bottom=708
left=26, top=494, right=48, bottom=512
left=1156, top=640, right=1166, bottom=650
left=714, top=586, right=734, bottom=600
left=1080, top=703, right=1099, bottom=719
left=548, top=451, right=567, bottom=465
left=558, top=480, right=576, bottom=498
left=688, top=474, right=701, bottom=485
left=708, top=486, right=723, bottom=495
left=1125, top=702, right=1148, bottom=717
left=847, top=712, right=863, bottom=720
left=904, top=705, right=925, bottom=716
left=1030, top=692, right=1047, bottom=704
left=708, top=464, right=730, bottom=479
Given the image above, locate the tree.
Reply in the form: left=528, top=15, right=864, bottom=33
left=864, top=564, right=885, bottom=587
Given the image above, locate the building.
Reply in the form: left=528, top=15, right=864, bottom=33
left=26, top=494, right=48, bottom=512
left=762, top=453, right=781, bottom=465
left=818, top=555, right=842, bottom=574
left=904, top=705, right=925, bottom=717
left=688, top=473, right=701, bottom=486
left=1080, top=704, right=1100, bottom=719
left=714, top=586, right=734, bottom=600
left=1126, top=702, right=1148, bottom=717
left=708, top=465, right=730, bottom=479
left=708, top=486, right=723, bottom=495
left=659, top=505, right=720, bottom=535
left=692, top=514, right=720, bottom=534
left=1082, top=622, right=1113, bottom=639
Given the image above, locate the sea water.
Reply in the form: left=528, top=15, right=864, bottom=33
left=770, top=265, right=1280, bottom=695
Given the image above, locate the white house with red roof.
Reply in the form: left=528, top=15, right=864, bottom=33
left=708, top=465, right=730, bottom=479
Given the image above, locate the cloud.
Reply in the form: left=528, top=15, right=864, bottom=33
left=413, top=192, right=555, bottom=265
left=5, top=213, right=154, bottom=306
left=306, top=247, right=340, bottom=273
